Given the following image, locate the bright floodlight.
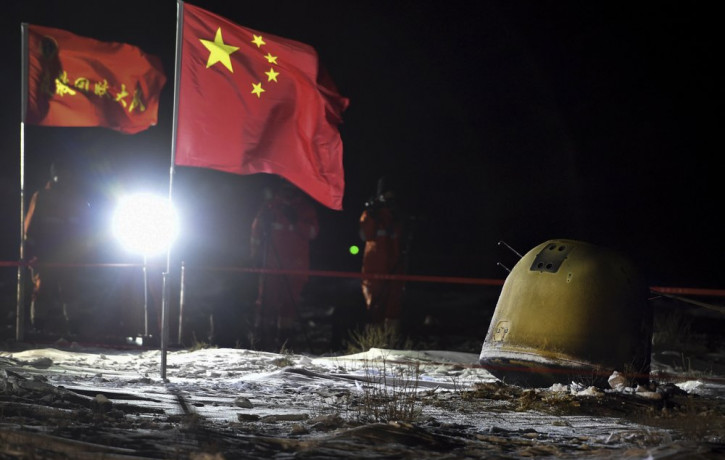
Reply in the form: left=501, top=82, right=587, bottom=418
left=112, top=193, right=179, bottom=256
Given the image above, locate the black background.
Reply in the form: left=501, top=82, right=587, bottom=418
left=1, top=1, right=722, bottom=294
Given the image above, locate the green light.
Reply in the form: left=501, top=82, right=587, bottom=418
left=349, top=245, right=360, bottom=255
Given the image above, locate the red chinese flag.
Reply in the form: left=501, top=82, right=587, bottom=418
left=175, top=3, right=350, bottom=210
left=25, top=24, right=167, bottom=134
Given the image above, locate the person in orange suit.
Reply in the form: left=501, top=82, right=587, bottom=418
left=24, top=158, right=92, bottom=338
left=359, top=179, right=406, bottom=331
left=250, top=180, right=319, bottom=350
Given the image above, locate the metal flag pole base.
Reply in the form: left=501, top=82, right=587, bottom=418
left=143, top=255, right=149, bottom=338
left=160, top=270, right=169, bottom=382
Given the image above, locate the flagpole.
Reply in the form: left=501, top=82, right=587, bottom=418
left=16, top=23, right=29, bottom=342
left=160, top=0, right=185, bottom=381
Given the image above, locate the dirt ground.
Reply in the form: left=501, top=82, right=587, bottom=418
left=1, top=283, right=724, bottom=459
left=0, top=344, right=724, bottom=459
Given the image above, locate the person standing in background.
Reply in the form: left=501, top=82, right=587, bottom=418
left=24, top=158, right=93, bottom=338
left=250, top=180, right=319, bottom=350
left=359, top=177, right=406, bottom=332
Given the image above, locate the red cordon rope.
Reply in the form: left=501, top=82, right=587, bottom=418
left=2, top=260, right=724, bottom=296
left=650, top=286, right=725, bottom=297
left=204, top=265, right=506, bottom=287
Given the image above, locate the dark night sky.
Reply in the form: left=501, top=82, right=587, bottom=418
left=1, top=1, right=722, bottom=291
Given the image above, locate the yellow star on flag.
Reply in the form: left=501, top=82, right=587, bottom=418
left=252, top=34, right=266, bottom=48
left=251, top=82, right=265, bottom=98
left=265, top=67, right=279, bottom=82
left=264, top=53, right=278, bottom=65
left=200, top=28, right=239, bottom=72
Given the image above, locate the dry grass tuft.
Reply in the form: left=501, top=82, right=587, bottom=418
left=345, top=324, right=411, bottom=353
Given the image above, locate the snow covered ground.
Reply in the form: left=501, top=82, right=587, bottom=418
left=2, top=342, right=724, bottom=458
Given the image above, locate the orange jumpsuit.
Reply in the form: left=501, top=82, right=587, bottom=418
left=360, top=203, right=405, bottom=325
left=24, top=180, right=91, bottom=334
left=250, top=186, right=318, bottom=342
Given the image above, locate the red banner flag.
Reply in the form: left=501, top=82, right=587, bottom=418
left=175, top=3, right=349, bottom=210
left=25, top=24, right=167, bottom=135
